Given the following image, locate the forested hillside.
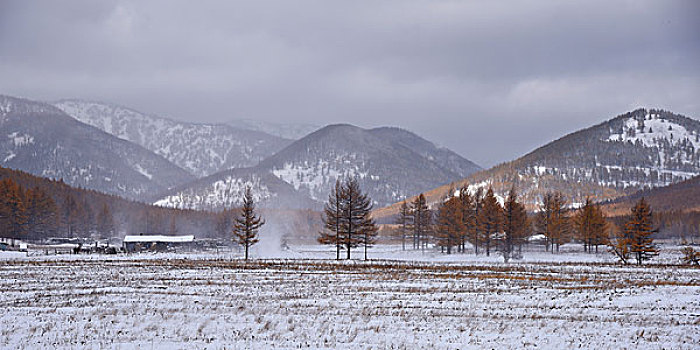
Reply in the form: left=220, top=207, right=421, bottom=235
left=375, top=108, right=700, bottom=220
left=0, top=166, right=219, bottom=240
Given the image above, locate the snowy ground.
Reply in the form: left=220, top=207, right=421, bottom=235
left=1, top=245, right=699, bottom=349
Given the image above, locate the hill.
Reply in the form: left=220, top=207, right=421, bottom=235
left=375, top=108, right=700, bottom=220
left=54, top=100, right=293, bottom=177
left=601, top=175, right=700, bottom=216
left=155, top=124, right=482, bottom=209
left=0, top=95, right=194, bottom=200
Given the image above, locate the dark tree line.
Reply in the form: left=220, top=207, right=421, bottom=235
left=0, top=166, right=223, bottom=241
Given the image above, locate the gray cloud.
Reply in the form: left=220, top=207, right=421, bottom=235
left=1, top=0, right=698, bottom=167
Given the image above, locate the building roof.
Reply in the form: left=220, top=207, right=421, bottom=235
left=123, top=235, right=194, bottom=243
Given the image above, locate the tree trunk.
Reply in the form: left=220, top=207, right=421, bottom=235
left=364, top=233, right=368, bottom=261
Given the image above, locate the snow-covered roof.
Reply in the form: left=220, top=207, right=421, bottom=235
left=123, top=235, right=194, bottom=243
left=528, top=234, right=546, bottom=241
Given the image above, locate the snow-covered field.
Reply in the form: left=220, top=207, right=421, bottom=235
left=1, top=245, right=699, bottom=349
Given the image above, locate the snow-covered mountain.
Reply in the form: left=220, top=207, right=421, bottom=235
left=228, top=118, right=320, bottom=140
left=155, top=124, right=482, bottom=210
left=153, top=167, right=317, bottom=210
left=0, top=95, right=194, bottom=200
left=375, top=108, right=700, bottom=218
left=54, top=100, right=292, bottom=177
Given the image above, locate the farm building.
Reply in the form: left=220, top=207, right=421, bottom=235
left=123, top=234, right=195, bottom=252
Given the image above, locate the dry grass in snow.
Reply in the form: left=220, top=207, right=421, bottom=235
left=1, top=254, right=699, bottom=349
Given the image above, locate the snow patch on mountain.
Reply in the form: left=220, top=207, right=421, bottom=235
left=7, top=132, right=34, bottom=147
left=133, top=164, right=153, bottom=180
left=154, top=175, right=274, bottom=210
left=608, top=113, right=700, bottom=150
left=4, top=151, right=16, bottom=162
left=0, top=100, right=12, bottom=117
left=271, top=160, right=369, bottom=201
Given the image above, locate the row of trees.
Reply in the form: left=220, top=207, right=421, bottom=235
left=395, top=187, right=529, bottom=261
left=0, top=178, right=116, bottom=240
left=318, top=178, right=378, bottom=260
left=1, top=164, right=267, bottom=260
left=0, top=166, right=230, bottom=241
left=391, top=185, right=659, bottom=264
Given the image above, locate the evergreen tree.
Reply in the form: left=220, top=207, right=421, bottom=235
left=625, top=198, right=659, bottom=265
left=342, top=178, right=377, bottom=260
left=537, top=192, right=569, bottom=253
left=435, top=196, right=464, bottom=254
left=477, top=187, right=502, bottom=256
left=394, top=199, right=413, bottom=251
left=501, top=186, right=528, bottom=262
left=412, top=194, right=432, bottom=251
left=470, top=188, right=484, bottom=254
left=358, top=209, right=378, bottom=261
left=458, top=187, right=475, bottom=254
left=550, top=193, right=570, bottom=253
left=232, top=187, right=265, bottom=260
left=319, top=180, right=346, bottom=259
left=536, top=193, right=552, bottom=251
left=574, top=197, right=608, bottom=253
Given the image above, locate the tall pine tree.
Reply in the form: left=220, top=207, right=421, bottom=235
left=435, top=196, right=464, bottom=254
left=625, top=198, right=659, bottom=265
left=343, top=178, right=376, bottom=260
left=574, top=197, right=608, bottom=253
left=458, top=187, right=475, bottom=254
left=319, top=180, right=345, bottom=259
left=412, top=194, right=432, bottom=251
left=477, top=187, right=502, bottom=257
left=537, top=192, right=569, bottom=253
left=395, top=200, right=413, bottom=251
left=470, top=188, right=484, bottom=254
left=501, top=186, right=528, bottom=262
left=318, top=178, right=377, bottom=259
left=232, top=187, right=265, bottom=260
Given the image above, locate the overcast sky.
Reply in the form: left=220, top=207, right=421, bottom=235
left=1, top=1, right=698, bottom=167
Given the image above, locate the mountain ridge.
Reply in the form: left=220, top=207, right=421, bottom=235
left=155, top=123, right=482, bottom=210
left=1, top=95, right=194, bottom=200
left=374, top=108, right=700, bottom=220
left=54, top=99, right=293, bottom=177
